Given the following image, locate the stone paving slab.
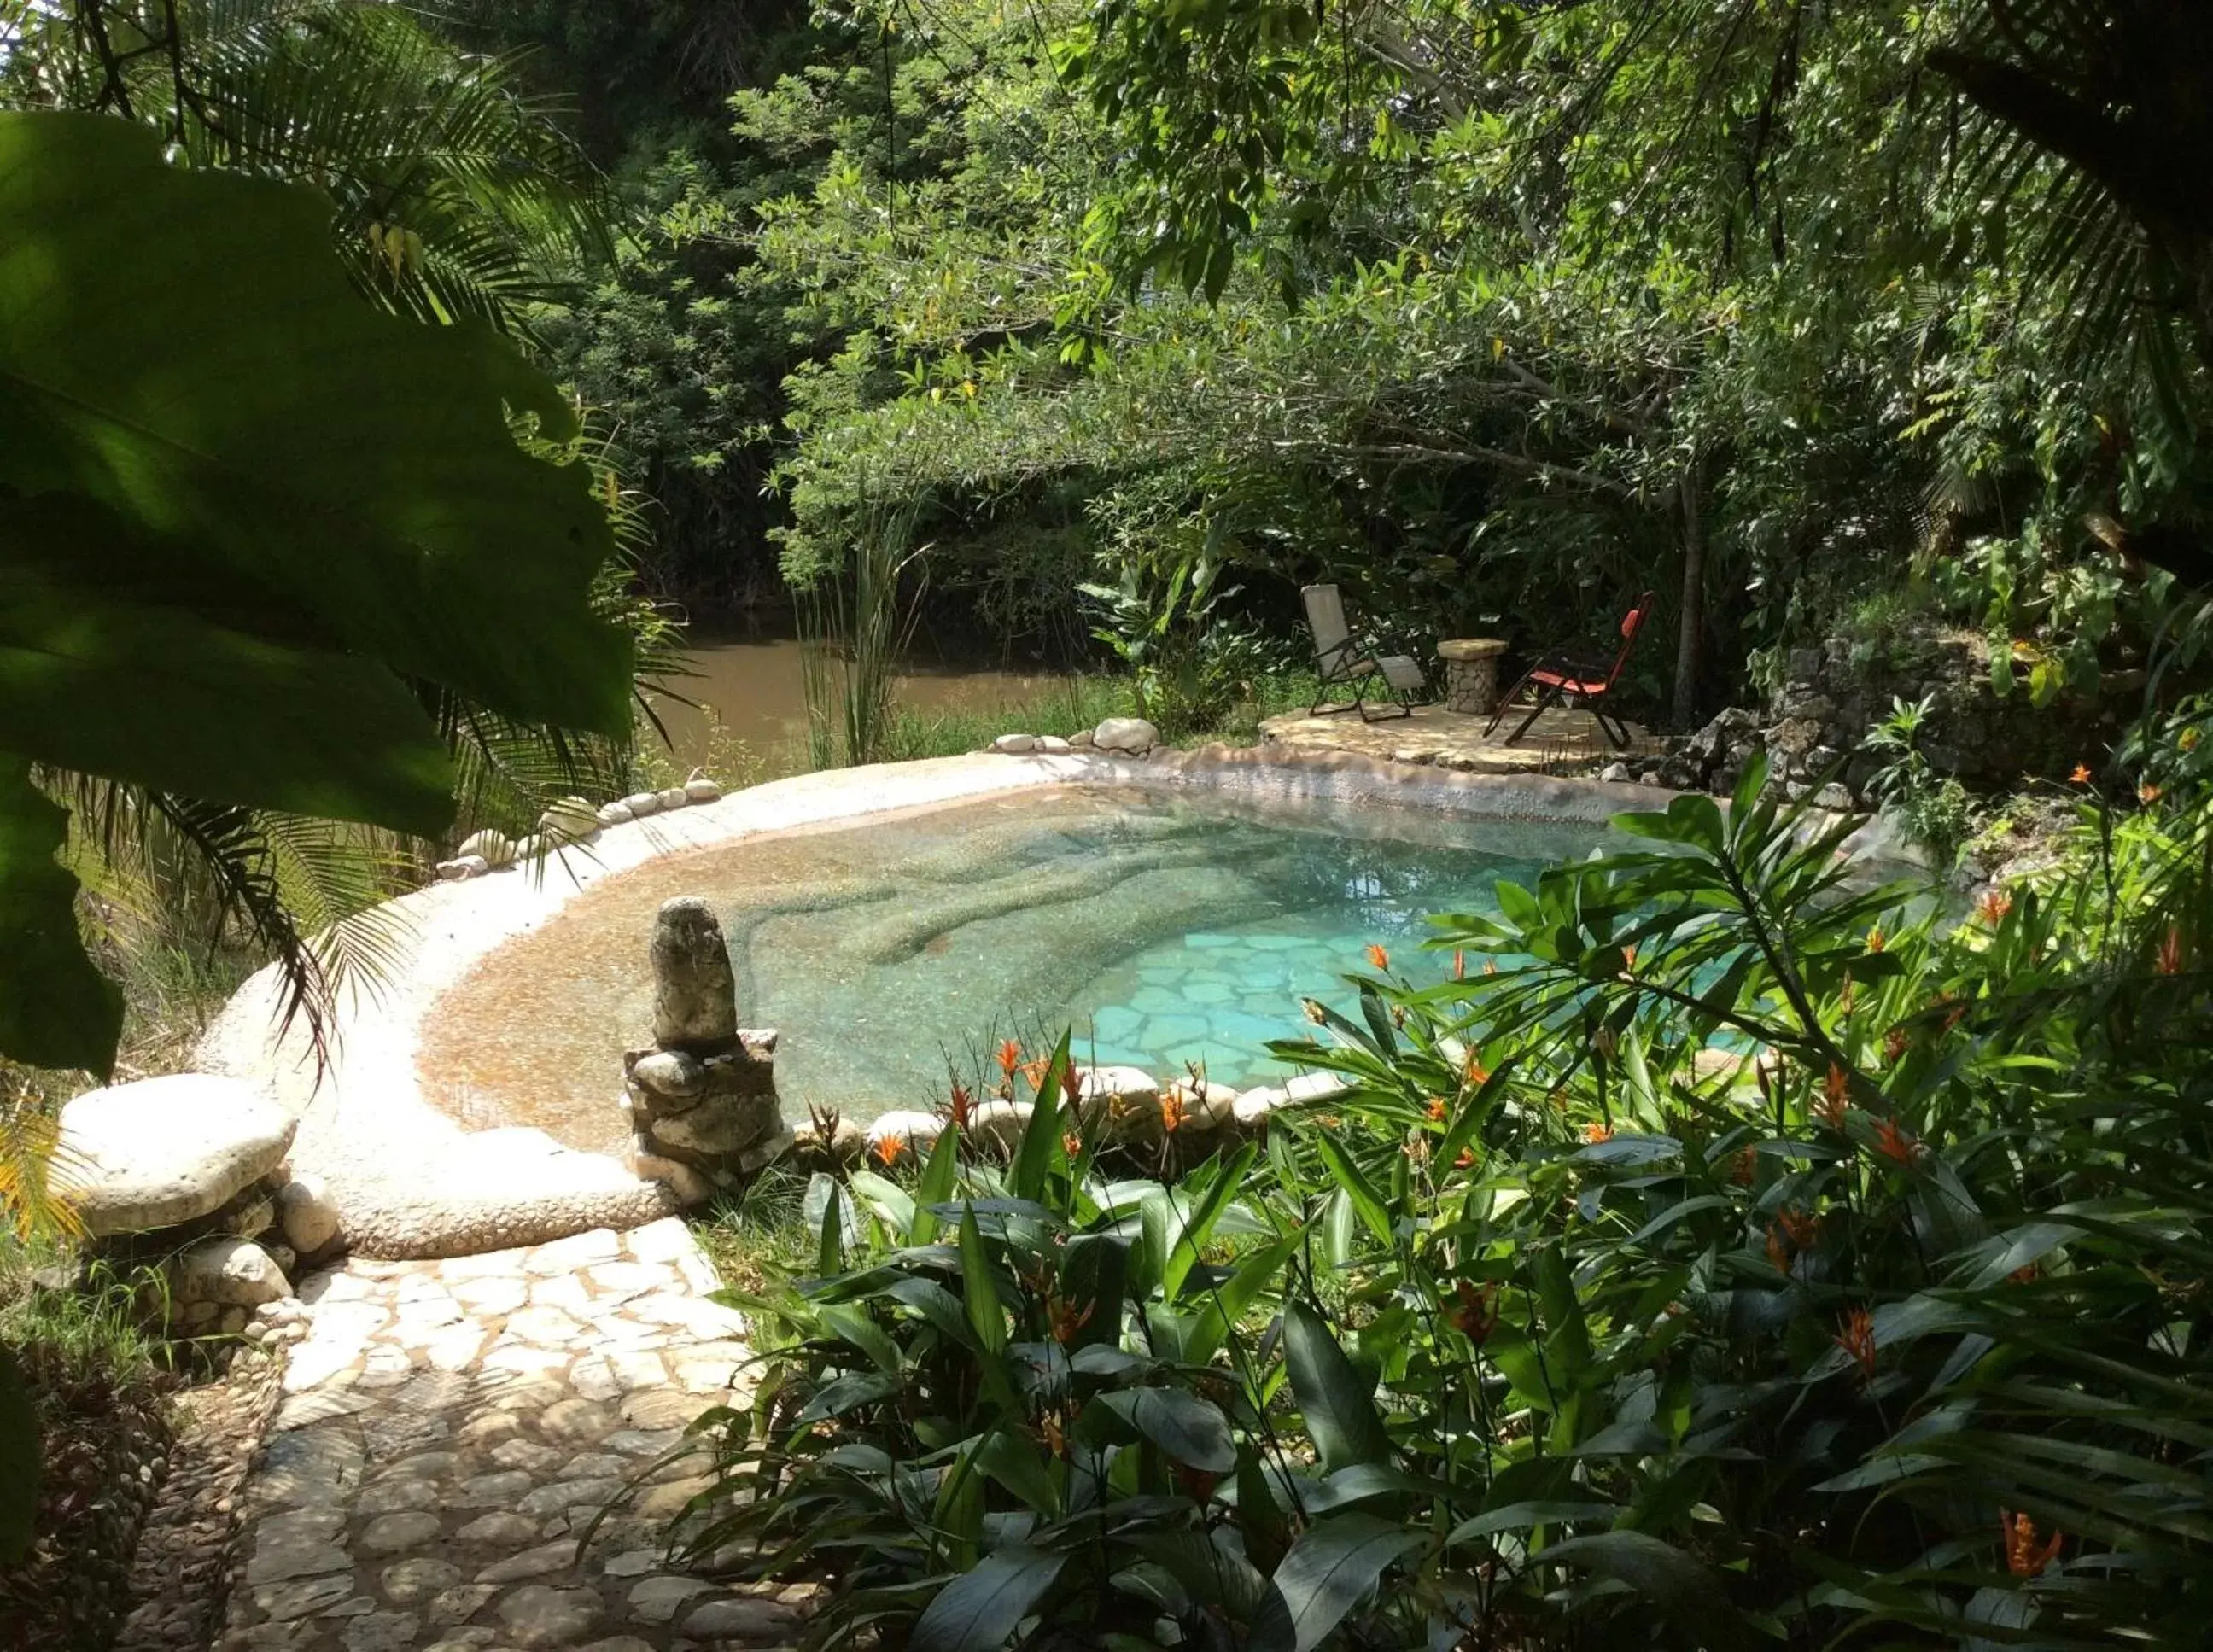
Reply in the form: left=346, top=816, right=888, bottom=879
left=221, top=1218, right=815, bottom=1652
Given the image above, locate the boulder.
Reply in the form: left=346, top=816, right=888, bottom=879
left=1282, top=1071, right=1351, bottom=1106
left=648, top=898, right=739, bottom=1049
left=172, top=1235, right=289, bottom=1308
left=656, top=786, right=689, bottom=812
left=629, top=1049, right=706, bottom=1100
left=435, top=855, right=488, bottom=881
left=1036, top=735, right=1072, bottom=755
left=989, top=733, right=1037, bottom=755
left=596, top=801, right=634, bottom=827
left=683, top=777, right=723, bottom=803
left=1069, top=730, right=1095, bottom=749
left=57, top=1075, right=296, bottom=1237
left=539, top=797, right=601, bottom=843
left=1093, top=717, right=1159, bottom=755
left=966, top=1100, right=1033, bottom=1153
left=621, top=791, right=663, bottom=818
left=647, top=1093, right=782, bottom=1158
left=275, top=1173, right=341, bottom=1255
left=867, top=1111, right=946, bottom=1159
left=1231, top=1088, right=1283, bottom=1129
left=457, top=829, right=516, bottom=868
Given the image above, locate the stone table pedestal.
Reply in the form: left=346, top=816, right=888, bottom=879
left=1438, top=638, right=1508, bottom=715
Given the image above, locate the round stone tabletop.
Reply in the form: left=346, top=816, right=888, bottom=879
left=1437, top=637, right=1507, bottom=662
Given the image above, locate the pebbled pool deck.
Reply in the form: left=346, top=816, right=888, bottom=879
left=199, top=747, right=1659, bottom=1258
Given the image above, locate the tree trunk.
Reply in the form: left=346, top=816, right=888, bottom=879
left=1673, top=461, right=1705, bottom=729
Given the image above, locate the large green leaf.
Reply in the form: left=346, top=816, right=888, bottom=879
left=1250, top=1513, right=1422, bottom=1652
left=0, top=112, right=630, bottom=740
left=1539, top=1532, right=1747, bottom=1648
left=0, top=1346, right=38, bottom=1565
left=909, top=1544, right=1065, bottom=1652
left=0, top=499, right=451, bottom=830
left=1095, top=1386, right=1237, bottom=1474
left=1283, top=1300, right=1390, bottom=1474
left=0, top=756, right=122, bottom=1074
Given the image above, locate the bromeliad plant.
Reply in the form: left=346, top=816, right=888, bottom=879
left=1261, top=753, right=2213, bottom=1648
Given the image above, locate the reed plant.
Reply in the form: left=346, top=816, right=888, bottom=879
left=797, top=502, right=929, bottom=768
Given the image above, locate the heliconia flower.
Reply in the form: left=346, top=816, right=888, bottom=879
left=996, top=1038, right=1023, bottom=1078
left=1020, top=1056, right=1049, bottom=1090
left=2158, top=923, right=2184, bottom=976
left=1765, top=1222, right=1792, bottom=1274
left=1779, top=1207, right=1819, bottom=1249
left=1046, top=1293, right=1095, bottom=1346
left=1426, top=1096, right=1448, bottom=1123
left=1834, top=1306, right=1878, bottom=1383
left=1463, top=1051, right=1490, bottom=1087
left=2068, top=762, right=2093, bottom=784
left=946, top=1082, right=974, bottom=1129
left=1873, top=1116, right=1922, bottom=1167
left=1446, top=1278, right=1500, bottom=1344
left=1976, top=888, right=2013, bottom=925
left=1453, top=949, right=1467, bottom=980
left=1159, top=1090, right=1185, bottom=1134
left=1039, top=1410, right=1067, bottom=1458
left=1816, top=1063, right=1849, bottom=1132
left=1620, top=944, right=1638, bottom=972
left=1366, top=943, right=1390, bottom=972
left=1060, top=1130, right=1082, bottom=1159
left=2002, top=1509, right=2064, bottom=1578
left=1060, top=1061, right=1082, bottom=1103
left=873, top=1134, right=905, bottom=1167
left=1731, top=1146, right=1757, bottom=1185
left=1454, top=1147, right=1477, bottom=1170
left=1582, top=1120, right=1613, bottom=1144
left=1883, top=1025, right=1910, bottom=1066
left=1866, top=925, right=1885, bottom=954
left=2140, top=781, right=2163, bottom=805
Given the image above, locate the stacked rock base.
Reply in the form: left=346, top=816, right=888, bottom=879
left=623, top=1032, right=793, bottom=1205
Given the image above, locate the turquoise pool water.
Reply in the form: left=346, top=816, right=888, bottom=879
left=421, top=785, right=1611, bottom=1146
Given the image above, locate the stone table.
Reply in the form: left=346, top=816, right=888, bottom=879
left=1438, top=639, right=1508, bottom=715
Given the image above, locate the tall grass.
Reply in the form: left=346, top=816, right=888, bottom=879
left=797, top=503, right=929, bottom=768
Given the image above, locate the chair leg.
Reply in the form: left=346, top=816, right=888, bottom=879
left=1485, top=671, right=1538, bottom=738
left=1504, top=686, right=1557, bottom=746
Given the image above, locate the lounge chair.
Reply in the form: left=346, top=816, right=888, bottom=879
left=1486, top=591, right=1653, bottom=750
left=1301, top=584, right=1426, bottom=721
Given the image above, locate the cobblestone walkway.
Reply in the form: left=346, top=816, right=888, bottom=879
left=224, top=1219, right=812, bottom=1652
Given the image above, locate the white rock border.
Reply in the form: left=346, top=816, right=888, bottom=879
left=199, top=747, right=1672, bottom=1258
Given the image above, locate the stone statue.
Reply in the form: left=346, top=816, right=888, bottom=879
left=623, top=896, right=791, bottom=1203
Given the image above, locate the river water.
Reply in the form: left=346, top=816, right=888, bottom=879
left=646, top=634, right=1071, bottom=770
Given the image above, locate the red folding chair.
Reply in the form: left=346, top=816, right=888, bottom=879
left=1486, top=592, right=1653, bottom=750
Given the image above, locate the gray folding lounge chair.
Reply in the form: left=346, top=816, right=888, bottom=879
left=1302, top=584, right=1424, bottom=721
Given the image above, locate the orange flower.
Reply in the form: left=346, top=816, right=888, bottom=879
left=1039, top=1409, right=1067, bottom=1458
left=1453, top=1147, right=1477, bottom=1170
left=1019, top=1056, right=1050, bottom=1091
left=1873, top=1116, right=1922, bottom=1168
left=1765, top=1222, right=1792, bottom=1274
left=1047, top=1293, right=1095, bottom=1346
left=1452, top=949, right=1466, bottom=980
left=1866, top=925, right=1885, bottom=954
left=1834, top=1306, right=1877, bottom=1383
left=2140, top=781, right=2163, bottom=805
left=1731, top=1146, right=1757, bottom=1185
left=2070, top=762, right=2093, bottom=785
left=1463, top=1050, right=1490, bottom=1088
left=2002, top=1509, right=2063, bottom=1579
left=2008, top=1263, right=2041, bottom=1286
left=1883, top=1025, right=1910, bottom=1066
left=1366, top=943, right=1390, bottom=972
left=996, top=1038, right=1023, bottom=1079
left=873, top=1134, right=905, bottom=1167
left=1778, top=1207, right=1819, bottom=1249
left=1446, top=1279, right=1500, bottom=1344
left=1816, top=1063, right=1849, bottom=1132
left=1582, top=1120, right=1614, bottom=1145
left=1976, top=887, right=2013, bottom=926
left=1060, top=1060, right=1082, bottom=1103
left=1426, top=1096, right=1448, bottom=1123
left=1159, top=1089, right=1185, bottom=1134
left=1060, top=1130, right=1082, bottom=1158
left=945, top=1082, right=974, bottom=1129
left=1620, top=944, right=1638, bottom=972
left=2158, top=923, right=2185, bottom=976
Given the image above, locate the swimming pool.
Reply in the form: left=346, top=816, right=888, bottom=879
left=414, top=785, right=1610, bottom=1150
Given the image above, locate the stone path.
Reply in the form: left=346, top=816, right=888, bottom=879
left=222, top=1218, right=815, bottom=1652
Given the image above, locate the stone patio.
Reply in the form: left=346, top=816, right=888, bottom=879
left=218, top=1217, right=808, bottom=1652
left=1259, top=703, right=1666, bottom=775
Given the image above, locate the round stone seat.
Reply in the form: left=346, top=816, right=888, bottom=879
left=57, top=1072, right=295, bottom=1236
